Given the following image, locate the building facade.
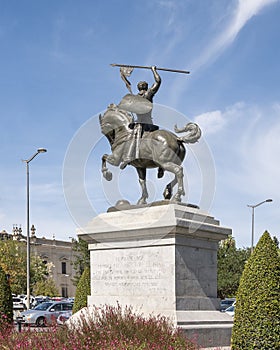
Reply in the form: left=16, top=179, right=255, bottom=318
left=0, top=226, right=77, bottom=298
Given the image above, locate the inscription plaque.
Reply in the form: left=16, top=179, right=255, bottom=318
left=91, top=245, right=175, bottom=298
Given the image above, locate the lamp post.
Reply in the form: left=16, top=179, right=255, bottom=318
left=23, top=148, right=47, bottom=309
left=247, top=199, right=273, bottom=254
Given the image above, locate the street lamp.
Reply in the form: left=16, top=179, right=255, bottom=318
left=23, top=148, right=47, bottom=309
left=247, top=199, right=273, bottom=253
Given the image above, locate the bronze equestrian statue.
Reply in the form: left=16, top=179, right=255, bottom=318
left=99, top=105, right=201, bottom=204
left=99, top=64, right=201, bottom=205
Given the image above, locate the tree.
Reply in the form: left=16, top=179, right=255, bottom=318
left=231, top=231, right=280, bottom=349
left=0, top=240, right=27, bottom=295
left=0, top=265, right=13, bottom=324
left=32, top=278, right=59, bottom=297
left=217, top=236, right=250, bottom=298
left=71, top=238, right=90, bottom=286
left=73, top=266, right=90, bottom=314
left=0, top=239, right=52, bottom=295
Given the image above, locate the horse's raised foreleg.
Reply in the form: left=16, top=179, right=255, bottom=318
left=160, top=163, right=185, bottom=202
left=102, top=154, right=113, bottom=181
left=136, top=167, right=148, bottom=205
left=101, top=142, right=126, bottom=181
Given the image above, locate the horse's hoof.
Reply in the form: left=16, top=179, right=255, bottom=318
left=171, top=196, right=181, bottom=203
left=103, top=171, right=112, bottom=181
left=163, top=189, right=172, bottom=200
left=137, top=199, right=147, bottom=205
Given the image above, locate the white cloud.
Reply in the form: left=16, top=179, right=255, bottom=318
left=193, top=102, right=246, bottom=135
left=235, top=0, right=278, bottom=30
left=170, top=0, right=279, bottom=107
left=194, top=110, right=225, bottom=134
left=207, top=102, right=280, bottom=205
left=241, top=118, right=280, bottom=198
left=192, top=0, right=279, bottom=72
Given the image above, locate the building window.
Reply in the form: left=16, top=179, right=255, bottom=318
left=61, top=287, right=68, bottom=298
left=61, top=262, right=67, bottom=274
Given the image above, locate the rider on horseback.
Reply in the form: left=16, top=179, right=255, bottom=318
left=120, top=66, right=162, bottom=171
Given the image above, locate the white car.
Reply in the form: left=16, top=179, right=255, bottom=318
left=13, top=298, right=25, bottom=321
left=19, top=295, right=35, bottom=309
left=224, top=303, right=235, bottom=317
left=21, top=301, right=73, bottom=327
left=13, top=297, right=25, bottom=309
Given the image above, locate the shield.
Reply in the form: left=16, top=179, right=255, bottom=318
left=118, top=94, right=153, bottom=114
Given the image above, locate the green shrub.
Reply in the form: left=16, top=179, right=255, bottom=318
left=0, top=265, right=13, bottom=325
left=73, top=266, right=90, bottom=314
left=231, top=231, right=280, bottom=349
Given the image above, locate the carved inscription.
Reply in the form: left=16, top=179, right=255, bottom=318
left=92, top=250, right=170, bottom=294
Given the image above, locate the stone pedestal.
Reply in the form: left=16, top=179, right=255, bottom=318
left=78, top=202, right=233, bottom=349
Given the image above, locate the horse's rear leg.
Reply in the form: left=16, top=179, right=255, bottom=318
left=160, top=163, right=185, bottom=202
left=136, top=167, right=148, bottom=205
left=163, top=177, right=177, bottom=199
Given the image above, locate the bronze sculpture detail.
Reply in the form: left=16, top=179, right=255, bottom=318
left=99, top=64, right=201, bottom=204
left=118, top=66, right=161, bottom=170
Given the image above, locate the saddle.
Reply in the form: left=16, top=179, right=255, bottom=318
left=128, top=122, right=159, bottom=134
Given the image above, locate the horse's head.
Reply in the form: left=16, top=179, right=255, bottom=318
left=99, top=103, right=133, bottom=136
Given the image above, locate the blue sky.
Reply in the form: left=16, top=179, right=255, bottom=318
left=0, top=0, right=279, bottom=247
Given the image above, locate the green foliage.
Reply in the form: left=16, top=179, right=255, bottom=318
left=73, top=266, right=90, bottom=314
left=71, top=238, right=90, bottom=286
left=217, top=236, right=250, bottom=298
left=0, top=265, right=13, bottom=324
left=0, top=240, right=53, bottom=295
left=0, top=240, right=27, bottom=294
left=30, top=254, right=49, bottom=287
left=32, top=277, right=59, bottom=297
left=231, top=231, right=280, bottom=349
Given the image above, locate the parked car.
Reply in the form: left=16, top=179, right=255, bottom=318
left=220, top=298, right=235, bottom=311
left=224, top=304, right=235, bottom=317
left=57, top=310, right=72, bottom=325
left=20, top=301, right=73, bottom=327
left=17, top=294, right=26, bottom=299
left=66, top=297, right=75, bottom=303
left=31, top=296, right=51, bottom=308
left=13, top=297, right=25, bottom=322
left=13, top=297, right=25, bottom=309
left=18, top=295, right=35, bottom=309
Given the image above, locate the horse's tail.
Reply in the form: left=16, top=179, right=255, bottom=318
left=174, top=122, right=201, bottom=144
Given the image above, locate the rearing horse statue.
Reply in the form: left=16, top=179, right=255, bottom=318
left=99, top=104, right=201, bottom=204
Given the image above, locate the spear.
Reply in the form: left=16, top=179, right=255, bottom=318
left=110, top=63, right=190, bottom=74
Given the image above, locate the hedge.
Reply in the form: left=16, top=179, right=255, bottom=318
left=73, top=266, right=90, bottom=314
left=231, top=231, right=280, bottom=349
